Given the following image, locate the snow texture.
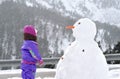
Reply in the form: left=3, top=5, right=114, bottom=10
left=55, top=18, right=109, bottom=79
left=1, top=65, right=120, bottom=79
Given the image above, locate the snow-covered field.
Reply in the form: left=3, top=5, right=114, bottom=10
left=0, top=65, right=120, bottom=79
left=0, top=68, right=56, bottom=79
left=109, top=64, right=120, bottom=79
left=8, top=77, right=54, bottom=79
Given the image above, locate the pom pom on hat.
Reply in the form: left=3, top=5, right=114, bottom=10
left=23, top=25, right=37, bottom=36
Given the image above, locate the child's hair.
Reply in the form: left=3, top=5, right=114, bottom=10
left=23, top=25, right=37, bottom=42
left=24, top=33, right=37, bottom=42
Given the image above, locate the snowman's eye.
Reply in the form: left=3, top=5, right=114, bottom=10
left=78, top=22, right=81, bottom=24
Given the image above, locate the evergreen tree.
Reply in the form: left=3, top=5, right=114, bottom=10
left=112, top=41, right=120, bottom=54
left=106, top=41, right=120, bottom=64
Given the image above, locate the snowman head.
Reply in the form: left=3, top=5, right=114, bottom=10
left=66, top=18, right=96, bottom=41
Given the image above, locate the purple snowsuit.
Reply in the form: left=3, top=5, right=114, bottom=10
left=21, top=40, right=42, bottom=79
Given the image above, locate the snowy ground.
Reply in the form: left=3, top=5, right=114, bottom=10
left=0, top=68, right=56, bottom=79
left=0, top=64, right=120, bottom=79
left=8, top=77, right=54, bottom=79
left=109, top=64, right=120, bottom=79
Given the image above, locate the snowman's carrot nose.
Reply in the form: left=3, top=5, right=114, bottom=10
left=66, top=26, right=75, bottom=29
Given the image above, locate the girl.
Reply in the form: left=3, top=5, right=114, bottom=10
left=21, top=25, right=43, bottom=79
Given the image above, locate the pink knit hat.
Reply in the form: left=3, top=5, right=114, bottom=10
left=23, top=25, right=37, bottom=36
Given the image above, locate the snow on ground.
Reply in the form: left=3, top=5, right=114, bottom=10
left=0, top=65, right=120, bottom=79
left=109, top=64, right=120, bottom=79
left=0, top=68, right=56, bottom=79
left=109, top=69, right=120, bottom=79
left=8, top=77, right=54, bottom=79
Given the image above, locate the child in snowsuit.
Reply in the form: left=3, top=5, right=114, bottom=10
left=21, top=25, right=43, bottom=79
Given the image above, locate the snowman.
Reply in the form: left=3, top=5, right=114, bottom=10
left=55, top=18, right=109, bottom=79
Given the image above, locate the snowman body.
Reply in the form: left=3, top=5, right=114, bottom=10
left=55, top=18, right=109, bottom=79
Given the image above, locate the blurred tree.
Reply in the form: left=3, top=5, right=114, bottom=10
left=105, top=41, right=120, bottom=64
left=112, top=41, right=120, bottom=54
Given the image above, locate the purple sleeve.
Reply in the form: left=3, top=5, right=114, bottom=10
left=28, top=43, right=42, bottom=61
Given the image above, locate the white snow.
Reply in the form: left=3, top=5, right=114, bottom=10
left=64, top=0, right=120, bottom=27
left=55, top=18, right=109, bottom=79
left=7, top=77, right=54, bottom=79
left=0, top=65, right=120, bottom=79
left=109, top=65, right=120, bottom=79
left=36, top=0, right=53, bottom=9
left=26, top=1, right=34, bottom=7
left=95, top=29, right=109, bottom=51
left=102, top=8, right=120, bottom=26
left=8, top=77, right=21, bottom=79
left=0, top=68, right=56, bottom=79
left=60, top=0, right=73, bottom=11
left=36, top=0, right=120, bottom=27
